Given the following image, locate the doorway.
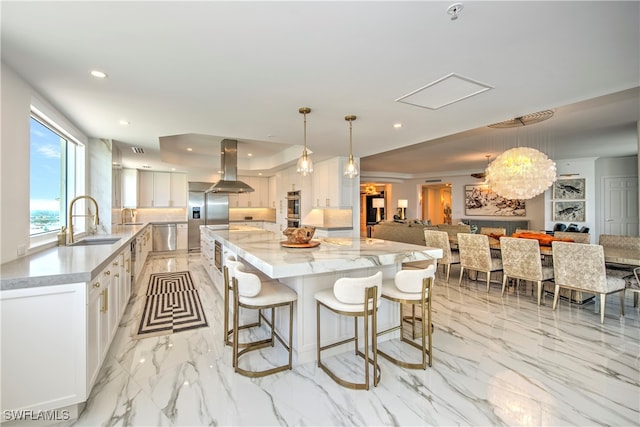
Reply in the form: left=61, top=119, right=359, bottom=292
left=421, top=184, right=452, bottom=225
left=602, top=176, right=639, bottom=235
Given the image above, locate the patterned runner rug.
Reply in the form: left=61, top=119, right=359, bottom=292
left=134, top=271, right=208, bottom=339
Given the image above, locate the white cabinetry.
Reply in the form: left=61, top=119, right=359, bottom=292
left=229, top=176, right=270, bottom=207
left=122, top=169, right=138, bottom=208
left=1, top=283, right=87, bottom=413
left=312, top=157, right=355, bottom=208
left=1, top=243, right=135, bottom=415
left=170, top=173, right=187, bottom=207
left=138, top=171, right=187, bottom=208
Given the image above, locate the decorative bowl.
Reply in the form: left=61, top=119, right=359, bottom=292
left=283, top=226, right=316, bottom=244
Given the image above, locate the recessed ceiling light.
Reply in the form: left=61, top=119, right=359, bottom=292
left=90, top=70, right=107, bottom=78
left=258, top=172, right=262, bottom=176
left=393, top=123, right=403, bottom=128
left=247, top=153, right=253, bottom=157
left=171, top=168, right=176, bottom=171
left=187, top=147, right=193, bottom=151
left=119, top=120, right=130, bottom=126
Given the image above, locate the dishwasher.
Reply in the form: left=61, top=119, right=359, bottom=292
left=153, top=224, right=177, bottom=252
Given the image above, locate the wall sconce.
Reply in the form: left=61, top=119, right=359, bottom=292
left=372, top=198, right=384, bottom=223
left=397, top=199, right=408, bottom=220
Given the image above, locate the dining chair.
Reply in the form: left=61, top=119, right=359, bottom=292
left=598, top=234, right=640, bottom=270
left=315, top=271, right=383, bottom=390
left=457, top=233, right=503, bottom=292
left=554, top=231, right=591, bottom=243
left=500, top=237, right=554, bottom=305
left=480, top=227, right=507, bottom=237
left=424, top=229, right=459, bottom=282
left=551, top=241, right=626, bottom=323
left=377, top=265, right=435, bottom=369
left=231, top=265, right=298, bottom=377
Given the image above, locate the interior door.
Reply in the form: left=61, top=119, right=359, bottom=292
left=602, top=176, right=639, bottom=235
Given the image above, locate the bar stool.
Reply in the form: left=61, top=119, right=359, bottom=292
left=314, top=271, right=383, bottom=390
left=232, top=266, right=297, bottom=377
left=377, top=265, right=435, bottom=369
left=223, top=255, right=281, bottom=347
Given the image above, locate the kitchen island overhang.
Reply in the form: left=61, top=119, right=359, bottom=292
left=202, top=226, right=443, bottom=365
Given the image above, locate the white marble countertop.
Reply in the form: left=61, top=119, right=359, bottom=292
left=0, top=223, right=150, bottom=291
left=203, top=226, right=442, bottom=279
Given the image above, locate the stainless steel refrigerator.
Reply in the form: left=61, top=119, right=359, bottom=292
left=188, top=182, right=229, bottom=252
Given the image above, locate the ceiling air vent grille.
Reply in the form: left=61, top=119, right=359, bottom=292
left=132, top=147, right=145, bottom=154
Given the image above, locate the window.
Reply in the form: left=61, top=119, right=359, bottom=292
left=29, top=113, right=80, bottom=237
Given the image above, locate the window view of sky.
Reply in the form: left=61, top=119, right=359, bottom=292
left=30, top=117, right=64, bottom=234
left=30, top=117, right=62, bottom=211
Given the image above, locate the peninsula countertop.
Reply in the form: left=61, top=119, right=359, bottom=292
left=0, top=223, right=150, bottom=291
left=203, top=226, right=443, bottom=279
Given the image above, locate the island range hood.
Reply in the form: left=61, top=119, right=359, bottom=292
left=208, top=139, right=255, bottom=193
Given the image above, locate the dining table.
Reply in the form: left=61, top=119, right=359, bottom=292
left=449, top=233, right=640, bottom=264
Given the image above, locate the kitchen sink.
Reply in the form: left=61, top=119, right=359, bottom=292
left=70, top=237, right=121, bottom=246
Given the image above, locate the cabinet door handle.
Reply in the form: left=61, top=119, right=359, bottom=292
left=104, top=270, right=111, bottom=276
left=126, top=259, right=130, bottom=273
left=114, top=273, right=120, bottom=278
left=93, top=281, right=101, bottom=288
left=113, top=261, right=119, bottom=267
left=101, top=289, right=108, bottom=313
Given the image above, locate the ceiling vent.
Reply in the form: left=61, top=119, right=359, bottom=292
left=395, top=73, right=493, bottom=110
left=131, top=147, right=145, bottom=154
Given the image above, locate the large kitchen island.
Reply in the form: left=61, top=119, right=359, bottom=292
left=201, top=226, right=443, bottom=364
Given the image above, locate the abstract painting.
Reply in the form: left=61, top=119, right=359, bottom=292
left=465, top=185, right=525, bottom=216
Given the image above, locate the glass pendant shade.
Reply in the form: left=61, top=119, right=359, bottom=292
left=296, top=149, right=313, bottom=176
left=343, top=115, right=359, bottom=178
left=485, top=147, right=556, bottom=200
left=297, top=107, right=313, bottom=176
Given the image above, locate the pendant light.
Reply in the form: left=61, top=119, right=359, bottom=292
left=296, top=107, right=313, bottom=176
left=343, top=115, right=359, bottom=178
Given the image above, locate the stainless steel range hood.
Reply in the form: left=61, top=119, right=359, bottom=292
left=208, top=139, right=255, bottom=193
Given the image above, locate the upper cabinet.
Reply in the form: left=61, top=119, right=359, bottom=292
left=121, top=169, right=138, bottom=208
left=134, top=170, right=187, bottom=208
left=312, top=157, right=355, bottom=208
left=228, top=176, right=270, bottom=208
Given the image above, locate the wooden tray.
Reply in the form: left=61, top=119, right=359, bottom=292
left=280, top=240, right=321, bottom=248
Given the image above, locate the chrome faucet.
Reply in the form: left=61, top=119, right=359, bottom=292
left=68, top=195, right=99, bottom=244
left=121, top=208, right=136, bottom=224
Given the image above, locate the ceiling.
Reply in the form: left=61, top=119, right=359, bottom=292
left=2, top=1, right=639, bottom=181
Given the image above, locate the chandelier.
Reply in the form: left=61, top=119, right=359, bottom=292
left=343, top=115, right=359, bottom=178
left=485, top=147, right=556, bottom=200
left=296, top=107, right=313, bottom=176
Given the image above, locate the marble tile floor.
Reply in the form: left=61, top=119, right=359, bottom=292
left=61, top=253, right=640, bottom=426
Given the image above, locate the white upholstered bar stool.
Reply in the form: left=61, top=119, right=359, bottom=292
left=377, top=264, right=436, bottom=369
left=315, top=271, right=383, bottom=390
left=231, top=265, right=297, bottom=377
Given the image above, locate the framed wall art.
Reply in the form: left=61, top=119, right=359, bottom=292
left=552, top=178, right=585, bottom=200
left=465, top=185, right=525, bottom=217
left=552, top=201, right=586, bottom=222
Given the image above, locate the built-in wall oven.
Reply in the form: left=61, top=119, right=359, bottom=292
left=286, top=190, right=301, bottom=228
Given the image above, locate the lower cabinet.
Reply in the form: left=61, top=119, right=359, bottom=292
left=1, top=282, right=87, bottom=413
left=1, top=244, right=134, bottom=416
